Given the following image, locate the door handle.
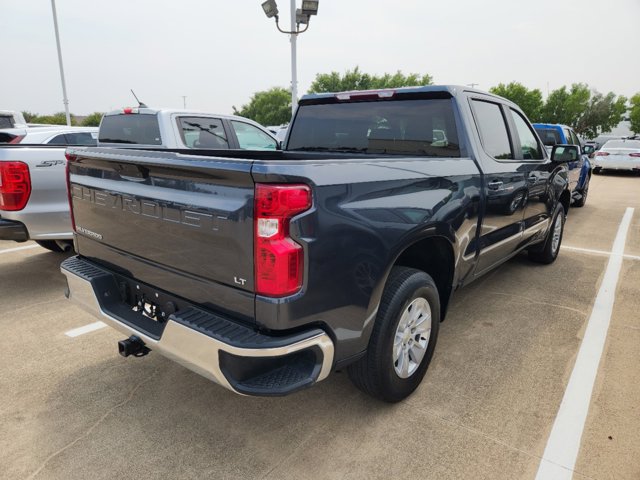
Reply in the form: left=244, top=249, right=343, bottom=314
left=487, top=181, right=503, bottom=190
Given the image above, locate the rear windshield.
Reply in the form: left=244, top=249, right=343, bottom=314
left=288, top=98, right=460, bottom=157
left=603, top=140, right=640, bottom=149
left=534, top=127, right=562, bottom=146
left=98, top=113, right=162, bottom=145
left=0, top=116, right=14, bottom=129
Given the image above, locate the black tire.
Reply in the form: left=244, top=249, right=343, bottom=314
left=347, top=267, right=440, bottom=402
left=593, top=167, right=602, bottom=174
left=573, top=175, right=589, bottom=208
left=528, top=203, right=565, bottom=264
left=35, top=240, right=72, bottom=253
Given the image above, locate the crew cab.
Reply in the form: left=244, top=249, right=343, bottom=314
left=533, top=123, right=591, bottom=207
left=98, top=108, right=279, bottom=150
left=0, top=127, right=98, bottom=252
left=62, top=86, right=573, bottom=402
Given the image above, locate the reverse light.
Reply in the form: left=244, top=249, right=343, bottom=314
left=0, top=161, right=31, bottom=211
left=254, top=184, right=312, bottom=297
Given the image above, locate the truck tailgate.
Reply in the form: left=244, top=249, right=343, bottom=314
left=67, top=148, right=256, bottom=322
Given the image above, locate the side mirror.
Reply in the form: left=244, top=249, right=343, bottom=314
left=551, top=144, right=580, bottom=163
left=582, top=145, right=595, bottom=155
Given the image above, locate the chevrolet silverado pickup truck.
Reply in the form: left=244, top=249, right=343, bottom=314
left=0, top=127, right=98, bottom=252
left=62, top=86, right=574, bottom=402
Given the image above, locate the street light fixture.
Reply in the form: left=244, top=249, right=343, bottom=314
left=300, top=1, right=319, bottom=15
left=261, top=0, right=278, bottom=18
left=295, top=9, right=309, bottom=25
left=261, top=0, right=320, bottom=116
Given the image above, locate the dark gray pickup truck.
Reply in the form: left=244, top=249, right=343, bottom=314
left=62, top=86, right=574, bottom=402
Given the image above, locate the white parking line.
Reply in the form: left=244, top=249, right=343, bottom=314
left=65, top=321, right=107, bottom=338
left=0, top=245, right=40, bottom=255
left=562, top=245, right=640, bottom=261
left=535, top=207, right=635, bottom=480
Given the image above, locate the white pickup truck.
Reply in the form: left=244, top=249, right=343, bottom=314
left=97, top=108, right=279, bottom=150
left=0, top=126, right=98, bottom=252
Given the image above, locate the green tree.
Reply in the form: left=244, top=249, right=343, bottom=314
left=629, top=93, right=640, bottom=134
left=81, top=112, right=104, bottom=127
left=539, top=83, right=626, bottom=138
left=21, top=111, right=38, bottom=123
left=233, top=87, right=291, bottom=126
left=489, top=82, right=544, bottom=121
left=308, top=66, right=433, bottom=93
left=540, top=83, right=591, bottom=126
left=24, top=112, right=77, bottom=125
left=575, top=92, right=627, bottom=138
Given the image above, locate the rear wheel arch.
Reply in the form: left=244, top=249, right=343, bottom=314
left=390, top=235, right=455, bottom=322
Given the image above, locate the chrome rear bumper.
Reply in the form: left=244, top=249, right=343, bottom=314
left=61, top=256, right=334, bottom=396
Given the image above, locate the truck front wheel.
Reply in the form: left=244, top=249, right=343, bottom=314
left=347, top=267, right=440, bottom=402
left=528, top=203, right=565, bottom=264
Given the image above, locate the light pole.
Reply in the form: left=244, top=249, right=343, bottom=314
left=261, top=0, right=319, bottom=117
left=50, top=0, right=71, bottom=126
left=182, top=96, right=187, bottom=109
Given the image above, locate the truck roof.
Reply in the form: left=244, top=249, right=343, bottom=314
left=299, top=84, right=508, bottom=103
left=533, top=123, right=571, bottom=130
left=103, top=107, right=256, bottom=124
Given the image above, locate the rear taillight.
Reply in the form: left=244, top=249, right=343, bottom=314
left=8, top=135, right=25, bottom=144
left=595, top=151, right=609, bottom=156
left=0, top=161, right=31, bottom=211
left=254, top=184, right=312, bottom=297
left=629, top=153, right=640, bottom=158
left=65, top=153, right=76, bottom=231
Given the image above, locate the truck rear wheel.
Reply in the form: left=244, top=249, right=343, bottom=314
left=347, top=267, right=440, bottom=402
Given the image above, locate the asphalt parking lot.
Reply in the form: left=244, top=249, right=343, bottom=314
left=1, top=172, right=638, bottom=480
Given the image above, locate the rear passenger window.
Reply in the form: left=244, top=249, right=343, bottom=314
left=471, top=100, right=513, bottom=160
left=231, top=121, right=277, bottom=150
left=178, top=117, right=229, bottom=149
left=65, top=132, right=97, bottom=145
left=510, top=110, right=544, bottom=160
left=47, top=134, right=68, bottom=145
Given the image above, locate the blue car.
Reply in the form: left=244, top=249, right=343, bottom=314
left=533, top=123, right=591, bottom=207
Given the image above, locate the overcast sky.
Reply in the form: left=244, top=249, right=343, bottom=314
left=2, top=0, right=639, bottom=116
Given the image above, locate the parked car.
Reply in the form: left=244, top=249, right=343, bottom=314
left=98, top=108, right=279, bottom=150
left=267, top=124, right=289, bottom=143
left=0, top=110, right=27, bottom=130
left=62, top=86, right=572, bottom=402
left=592, top=138, right=640, bottom=174
left=0, top=125, right=98, bottom=145
left=533, top=123, right=591, bottom=207
left=0, top=126, right=98, bottom=252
